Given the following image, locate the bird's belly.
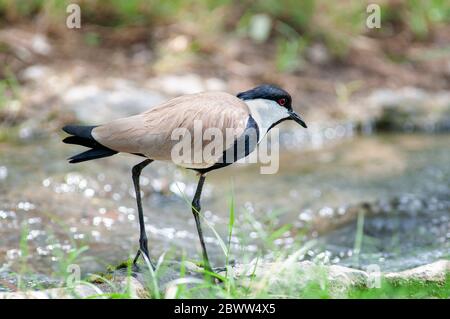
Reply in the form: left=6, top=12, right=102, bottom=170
left=143, top=149, right=223, bottom=169
left=175, top=161, right=217, bottom=169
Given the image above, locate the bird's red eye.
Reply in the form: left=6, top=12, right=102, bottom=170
left=278, top=98, right=286, bottom=106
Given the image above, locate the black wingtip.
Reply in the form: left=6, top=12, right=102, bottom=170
left=62, top=136, right=72, bottom=144
left=62, top=125, right=71, bottom=134
left=67, top=148, right=117, bottom=164
left=62, top=125, right=97, bottom=139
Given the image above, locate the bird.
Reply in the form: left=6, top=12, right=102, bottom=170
left=62, top=84, right=307, bottom=275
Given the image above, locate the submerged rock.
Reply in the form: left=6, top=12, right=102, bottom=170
left=314, top=193, right=450, bottom=272
left=365, top=88, right=450, bottom=132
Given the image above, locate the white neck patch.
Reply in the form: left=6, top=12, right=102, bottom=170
left=244, top=99, right=290, bottom=141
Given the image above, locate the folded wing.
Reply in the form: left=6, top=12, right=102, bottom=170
left=91, top=92, right=250, bottom=165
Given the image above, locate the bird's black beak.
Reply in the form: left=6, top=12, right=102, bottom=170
left=288, top=111, right=307, bottom=128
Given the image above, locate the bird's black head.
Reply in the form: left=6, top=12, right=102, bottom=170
left=237, top=84, right=307, bottom=129
left=237, top=84, right=293, bottom=111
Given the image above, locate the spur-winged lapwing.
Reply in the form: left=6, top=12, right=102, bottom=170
left=62, top=84, right=307, bottom=273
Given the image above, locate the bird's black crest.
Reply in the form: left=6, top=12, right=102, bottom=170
left=237, top=84, right=292, bottom=109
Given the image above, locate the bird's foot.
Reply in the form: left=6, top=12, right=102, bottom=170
left=132, top=249, right=156, bottom=271
left=132, top=250, right=141, bottom=266
left=132, top=262, right=141, bottom=273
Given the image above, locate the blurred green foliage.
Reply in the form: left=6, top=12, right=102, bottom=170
left=405, top=0, right=450, bottom=39
left=1, top=0, right=448, bottom=35
left=0, top=0, right=449, bottom=70
left=348, top=275, right=450, bottom=299
left=0, top=71, right=19, bottom=110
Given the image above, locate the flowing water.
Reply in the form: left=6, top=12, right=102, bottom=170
left=0, top=130, right=449, bottom=290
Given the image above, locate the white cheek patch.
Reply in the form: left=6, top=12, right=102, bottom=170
left=244, top=99, right=290, bottom=141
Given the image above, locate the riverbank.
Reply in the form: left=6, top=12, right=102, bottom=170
left=1, top=260, right=449, bottom=299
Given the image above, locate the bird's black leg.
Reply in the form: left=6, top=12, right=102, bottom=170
left=131, top=159, right=155, bottom=269
left=191, top=173, right=213, bottom=273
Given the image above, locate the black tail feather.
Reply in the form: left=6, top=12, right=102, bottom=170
left=63, top=125, right=97, bottom=139
left=63, top=136, right=99, bottom=148
left=63, top=124, right=117, bottom=163
left=68, top=148, right=117, bottom=163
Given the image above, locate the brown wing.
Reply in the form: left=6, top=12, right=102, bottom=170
left=91, top=92, right=250, bottom=164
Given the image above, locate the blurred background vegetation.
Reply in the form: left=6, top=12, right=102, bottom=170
left=1, top=0, right=449, bottom=129
left=0, top=0, right=449, bottom=70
